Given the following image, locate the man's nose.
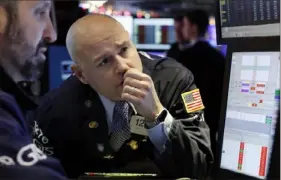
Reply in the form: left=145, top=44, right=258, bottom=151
left=115, top=56, right=130, bottom=76
left=43, top=19, right=57, bottom=43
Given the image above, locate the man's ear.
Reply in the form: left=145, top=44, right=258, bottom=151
left=71, top=64, right=88, bottom=84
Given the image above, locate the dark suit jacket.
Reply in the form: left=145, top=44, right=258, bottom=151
left=166, top=42, right=189, bottom=61
left=32, top=53, right=213, bottom=179
left=178, top=41, right=226, bottom=157
left=0, top=68, right=66, bottom=180
left=166, top=42, right=182, bottom=61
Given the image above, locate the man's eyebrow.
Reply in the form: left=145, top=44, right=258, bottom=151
left=90, top=49, right=109, bottom=63
left=116, top=41, right=130, bottom=48
left=90, top=40, right=130, bottom=62
left=93, top=53, right=107, bottom=62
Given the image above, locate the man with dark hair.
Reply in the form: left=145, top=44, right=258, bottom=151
left=183, top=9, right=209, bottom=38
left=178, top=9, right=226, bottom=161
left=0, top=1, right=66, bottom=179
left=166, top=14, right=189, bottom=60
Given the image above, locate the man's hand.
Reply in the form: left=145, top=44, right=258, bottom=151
left=121, top=68, right=164, bottom=121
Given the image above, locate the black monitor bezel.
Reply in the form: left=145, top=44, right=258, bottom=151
left=215, top=0, right=280, bottom=45
left=215, top=42, right=280, bottom=180
left=137, top=49, right=167, bottom=54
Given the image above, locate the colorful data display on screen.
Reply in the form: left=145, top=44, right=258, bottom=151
left=133, top=18, right=175, bottom=50
left=219, top=0, right=280, bottom=38
left=220, top=51, right=280, bottom=179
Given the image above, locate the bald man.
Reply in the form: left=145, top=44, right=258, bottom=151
left=31, top=14, right=213, bottom=179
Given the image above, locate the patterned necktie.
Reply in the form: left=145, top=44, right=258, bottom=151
left=109, top=101, right=131, bottom=152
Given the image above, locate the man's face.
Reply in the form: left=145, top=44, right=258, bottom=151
left=182, top=17, right=196, bottom=40
left=174, top=21, right=184, bottom=43
left=78, top=29, right=143, bottom=101
left=0, top=0, right=57, bottom=81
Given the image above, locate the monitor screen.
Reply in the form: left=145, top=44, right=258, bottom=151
left=133, top=18, right=175, bottom=50
left=219, top=0, right=280, bottom=38
left=48, top=46, right=73, bottom=90
left=220, top=51, right=280, bottom=179
left=112, top=16, right=133, bottom=39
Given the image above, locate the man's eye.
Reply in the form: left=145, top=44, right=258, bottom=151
left=35, top=8, right=48, bottom=17
left=98, top=58, right=109, bottom=67
left=120, top=47, right=128, bottom=55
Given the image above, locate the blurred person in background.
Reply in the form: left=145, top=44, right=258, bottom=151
left=166, top=14, right=190, bottom=60
left=179, top=9, right=226, bottom=162
left=0, top=1, right=67, bottom=179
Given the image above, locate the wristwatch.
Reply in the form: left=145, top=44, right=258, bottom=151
left=145, top=109, right=167, bottom=129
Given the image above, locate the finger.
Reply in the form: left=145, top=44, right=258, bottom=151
left=121, top=92, right=143, bottom=106
left=123, top=77, right=151, bottom=90
left=124, top=68, right=150, bottom=81
left=123, top=85, right=146, bottom=99
left=126, top=62, right=135, bottom=69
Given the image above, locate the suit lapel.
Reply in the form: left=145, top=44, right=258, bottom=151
left=79, top=82, right=109, bottom=143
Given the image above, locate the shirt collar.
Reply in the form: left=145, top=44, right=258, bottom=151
left=98, top=93, right=137, bottom=117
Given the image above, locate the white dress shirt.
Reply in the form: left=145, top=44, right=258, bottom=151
left=98, top=94, right=174, bottom=153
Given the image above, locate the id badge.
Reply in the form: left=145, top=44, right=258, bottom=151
left=130, top=115, right=148, bottom=136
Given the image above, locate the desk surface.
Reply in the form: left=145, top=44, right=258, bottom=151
left=77, top=177, right=194, bottom=180
left=76, top=172, right=196, bottom=180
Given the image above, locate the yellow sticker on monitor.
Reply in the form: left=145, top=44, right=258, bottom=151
left=181, top=88, right=205, bottom=113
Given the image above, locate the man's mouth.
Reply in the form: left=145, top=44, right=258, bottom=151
left=38, top=52, right=46, bottom=61
left=38, top=47, right=47, bottom=53
left=36, top=47, right=47, bottom=62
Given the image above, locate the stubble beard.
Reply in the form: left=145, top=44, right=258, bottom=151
left=0, top=5, right=44, bottom=81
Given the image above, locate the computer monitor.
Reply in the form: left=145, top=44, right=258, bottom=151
left=219, top=51, right=280, bottom=179
left=133, top=18, right=175, bottom=50
left=218, top=0, right=280, bottom=39
left=48, top=45, right=73, bottom=90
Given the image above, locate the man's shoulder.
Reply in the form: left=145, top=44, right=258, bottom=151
left=34, top=75, right=92, bottom=126
left=156, top=56, right=187, bottom=70
left=38, top=75, right=86, bottom=107
left=0, top=92, right=66, bottom=179
left=140, top=52, right=193, bottom=80
left=169, top=42, right=178, bottom=49
left=197, top=42, right=225, bottom=59
left=0, top=90, right=18, bottom=108
left=140, top=51, right=188, bottom=69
